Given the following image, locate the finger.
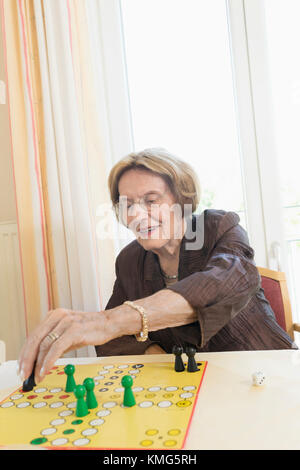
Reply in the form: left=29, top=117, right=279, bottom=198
left=38, top=318, right=88, bottom=381
left=38, top=331, right=75, bottom=382
left=34, top=318, right=72, bottom=382
left=18, top=310, right=67, bottom=380
left=18, top=310, right=55, bottom=376
left=18, top=332, right=46, bottom=382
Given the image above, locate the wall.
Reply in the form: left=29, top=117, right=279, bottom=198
left=0, top=13, right=26, bottom=360
left=0, top=12, right=17, bottom=223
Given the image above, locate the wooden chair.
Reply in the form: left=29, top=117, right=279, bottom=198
left=257, top=267, right=300, bottom=341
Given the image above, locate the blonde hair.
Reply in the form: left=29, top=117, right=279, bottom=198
left=108, top=147, right=201, bottom=217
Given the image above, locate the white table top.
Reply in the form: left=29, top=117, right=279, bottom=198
left=1, top=350, right=300, bottom=450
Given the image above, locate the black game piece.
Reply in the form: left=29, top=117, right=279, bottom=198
left=22, top=360, right=37, bottom=392
left=172, top=345, right=185, bottom=372
left=186, top=346, right=199, bottom=372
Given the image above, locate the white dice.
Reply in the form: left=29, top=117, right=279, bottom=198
left=252, top=371, right=266, bottom=386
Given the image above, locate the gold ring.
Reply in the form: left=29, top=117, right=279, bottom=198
left=46, top=332, right=59, bottom=342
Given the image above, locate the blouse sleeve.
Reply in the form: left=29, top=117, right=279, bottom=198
left=95, top=258, right=161, bottom=357
left=167, top=222, right=260, bottom=348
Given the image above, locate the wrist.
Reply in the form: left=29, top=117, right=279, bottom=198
left=104, top=305, right=142, bottom=339
left=124, top=301, right=149, bottom=342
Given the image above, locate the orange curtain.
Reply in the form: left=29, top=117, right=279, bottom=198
left=1, top=0, right=52, bottom=336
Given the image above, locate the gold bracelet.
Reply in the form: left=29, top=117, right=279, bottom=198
left=124, top=301, right=149, bottom=342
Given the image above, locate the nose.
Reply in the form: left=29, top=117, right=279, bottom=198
left=127, top=206, right=149, bottom=234
left=128, top=201, right=148, bottom=217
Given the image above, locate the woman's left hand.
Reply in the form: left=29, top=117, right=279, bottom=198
left=18, top=308, right=112, bottom=384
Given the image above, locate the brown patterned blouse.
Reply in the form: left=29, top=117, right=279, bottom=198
left=95, top=209, right=297, bottom=356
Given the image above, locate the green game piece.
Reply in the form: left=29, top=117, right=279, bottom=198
left=63, top=429, right=75, bottom=435
left=30, top=437, right=48, bottom=445
left=64, top=364, right=76, bottom=392
left=83, top=377, right=98, bottom=409
left=121, top=375, right=136, bottom=407
left=74, top=384, right=89, bottom=417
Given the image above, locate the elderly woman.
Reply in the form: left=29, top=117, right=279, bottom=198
left=18, top=148, right=296, bottom=383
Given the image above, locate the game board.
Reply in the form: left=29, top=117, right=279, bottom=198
left=0, top=360, right=207, bottom=450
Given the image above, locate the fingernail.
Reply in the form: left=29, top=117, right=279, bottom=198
left=37, top=366, right=45, bottom=383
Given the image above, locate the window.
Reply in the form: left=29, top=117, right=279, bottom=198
left=120, top=0, right=247, bottom=228
left=97, top=0, right=300, bottom=330
left=264, top=0, right=300, bottom=320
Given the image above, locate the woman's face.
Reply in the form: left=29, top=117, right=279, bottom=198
left=118, top=169, right=184, bottom=251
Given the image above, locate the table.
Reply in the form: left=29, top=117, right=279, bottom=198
left=1, top=350, right=300, bottom=450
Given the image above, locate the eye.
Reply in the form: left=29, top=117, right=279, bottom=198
left=145, top=197, right=159, bottom=205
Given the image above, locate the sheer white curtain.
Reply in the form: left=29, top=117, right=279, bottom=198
left=34, top=0, right=122, bottom=356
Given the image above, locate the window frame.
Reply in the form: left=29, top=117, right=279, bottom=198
left=228, top=0, right=288, bottom=273
left=99, top=0, right=293, bottom=310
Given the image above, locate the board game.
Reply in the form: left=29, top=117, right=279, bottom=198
left=0, top=360, right=207, bottom=450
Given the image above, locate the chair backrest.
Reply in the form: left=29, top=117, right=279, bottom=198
left=257, top=267, right=294, bottom=340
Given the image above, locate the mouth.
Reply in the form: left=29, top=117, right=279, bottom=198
left=138, top=224, right=161, bottom=235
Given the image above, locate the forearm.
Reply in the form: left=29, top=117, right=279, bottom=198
left=105, top=289, right=197, bottom=339
left=140, top=289, right=197, bottom=330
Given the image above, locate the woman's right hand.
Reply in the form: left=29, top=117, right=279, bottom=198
left=17, top=308, right=113, bottom=384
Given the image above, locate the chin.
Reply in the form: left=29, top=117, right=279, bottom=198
left=136, top=236, right=170, bottom=252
